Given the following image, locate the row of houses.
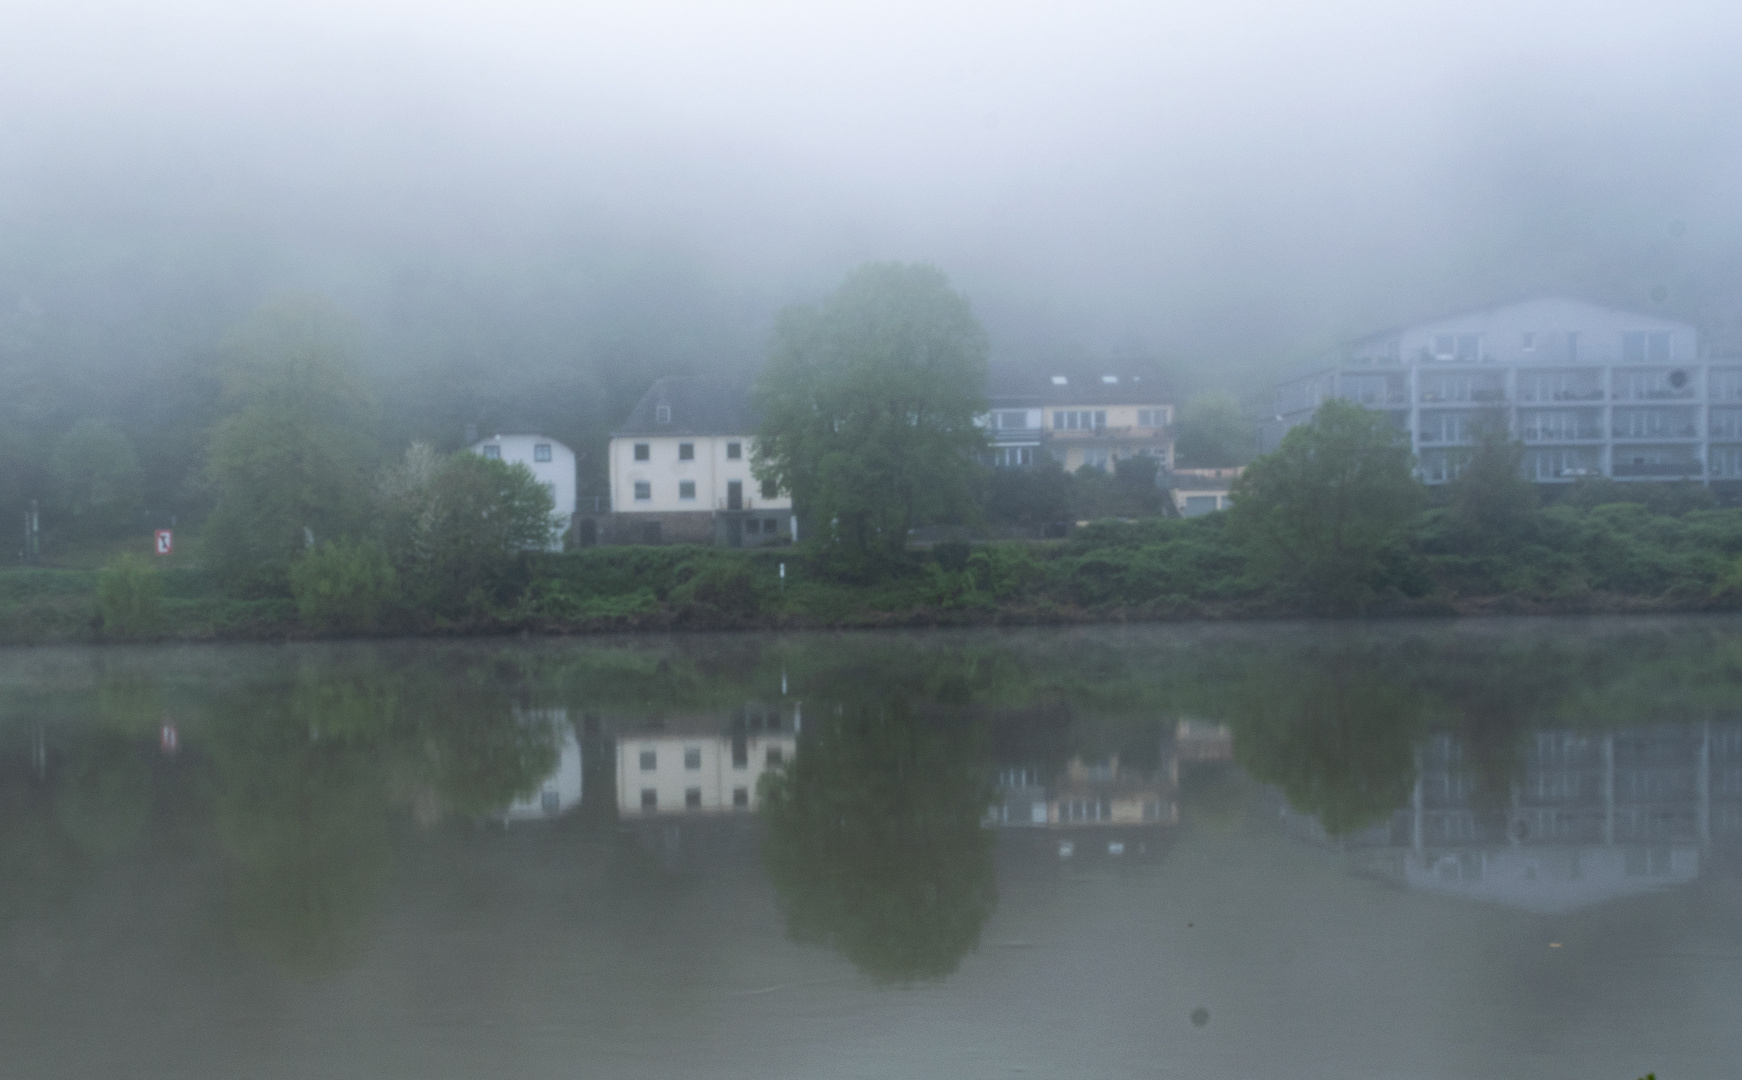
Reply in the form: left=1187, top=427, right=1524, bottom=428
left=469, top=371, right=1231, bottom=549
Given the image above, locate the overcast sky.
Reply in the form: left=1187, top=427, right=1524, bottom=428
left=5, top=0, right=1741, bottom=390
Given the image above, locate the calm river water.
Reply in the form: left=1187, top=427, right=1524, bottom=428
left=2, top=619, right=1739, bottom=1079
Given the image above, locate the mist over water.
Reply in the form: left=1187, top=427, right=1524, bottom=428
left=5, top=0, right=1742, bottom=409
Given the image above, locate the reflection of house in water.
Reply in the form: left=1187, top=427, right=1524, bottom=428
left=615, top=706, right=798, bottom=816
left=1282, top=723, right=1742, bottom=912
left=500, top=710, right=584, bottom=821
left=991, top=753, right=1179, bottom=855
left=1175, top=719, right=1234, bottom=764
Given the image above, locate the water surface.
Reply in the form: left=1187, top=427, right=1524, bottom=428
left=3, top=620, right=1739, bottom=1078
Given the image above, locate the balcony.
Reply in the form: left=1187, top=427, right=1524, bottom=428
left=1613, top=459, right=1702, bottom=478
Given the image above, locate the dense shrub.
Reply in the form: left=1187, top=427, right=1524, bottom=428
left=289, top=539, right=399, bottom=633
left=97, top=555, right=163, bottom=638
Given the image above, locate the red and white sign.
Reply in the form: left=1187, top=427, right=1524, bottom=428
left=154, top=530, right=173, bottom=555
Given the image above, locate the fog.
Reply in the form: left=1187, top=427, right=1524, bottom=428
left=5, top=0, right=1742, bottom=423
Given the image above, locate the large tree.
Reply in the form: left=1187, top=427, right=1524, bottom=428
left=202, top=298, right=376, bottom=596
left=1228, top=399, right=1424, bottom=611
left=1173, top=392, right=1255, bottom=467
left=48, top=419, right=143, bottom=539
left=753, top=263, right=988, bottom=569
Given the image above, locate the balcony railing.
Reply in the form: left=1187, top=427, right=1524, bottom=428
left=1613, top=460, right=1702, bottom=478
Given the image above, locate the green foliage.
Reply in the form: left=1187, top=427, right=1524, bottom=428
left=1443, top=411, right=1537, bottom=542
left=289, top=538, right=399, bottom=634
left=754, top=263, right=989, bottom=571
left=49, top=420, right=143, bottom=539
left=96, top=554, right=163, bottom=638
left=760, top=701, right=997, bottom=981
left=1228, top=400, right=1426, bottom=611
left=1174, top=392, right=1254, bottom=467
left=1072, top=454, right=1167, bottom=521
left=667, top=557, right=765, bottom=618
left=984, top=457, right=1073, bottom=530
left=202, top=299, right=377, bottom=597
left=386, top=448, right=557, bottom=616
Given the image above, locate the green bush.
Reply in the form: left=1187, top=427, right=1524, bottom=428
left=97, top=555, right=163, bottom=638
left=289, top=539, right=398, bottom=634
left=669, top=557, right=765, bottom=618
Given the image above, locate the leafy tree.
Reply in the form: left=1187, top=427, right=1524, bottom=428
left=288, top=538, right=399, bottom=634
left=48, top=420, right=143, bottom=539
left=759, top=701, right=997, bottom=982
left=753, top=263, right=989, bottom=572
left=202, top=299, right=376, bottom=596
left=1227, top=399, right=1424, bottom=611
left=1174, top=393, right=1254, bottom=467
left=984, top=457, right=1073, bottom=531
left=1444, top=410, right=1536, bottom=541
left=1073, top=454, right=1166, bottom=520
left=387, top=448, right=557, bottom=615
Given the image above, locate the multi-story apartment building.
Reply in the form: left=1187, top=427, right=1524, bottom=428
left=600, top=378, right=793, bottom=545
left=983, top=373, right=1174, bottom=473
left=1279, top=721, right=1742, bottom=912
left=1265, top=298, right=1740, bottom=485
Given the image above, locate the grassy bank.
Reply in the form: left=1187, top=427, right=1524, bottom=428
left=9, top=497, right=1742, bottom=645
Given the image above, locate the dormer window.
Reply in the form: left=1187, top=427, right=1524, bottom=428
left=1050, top=375, right=1068, bottom=386
left=1102, top=375, right=1118, bottom=384
left=655, top=404, right=671, bottom=424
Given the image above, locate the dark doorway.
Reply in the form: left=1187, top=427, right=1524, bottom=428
left=727, top=480, right=743, bottom=510
left=641, top=520, right=662, bottom=544
left=578, top=518, right=597, bottom=546
left=727, top=516, right=743, bottom=548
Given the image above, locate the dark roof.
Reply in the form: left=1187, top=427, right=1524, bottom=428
left=988, top=371, right=1171, bottom=408
left=1347, top=294, right=1691, bottom=346
left=614, top=377, right=760, bottom=437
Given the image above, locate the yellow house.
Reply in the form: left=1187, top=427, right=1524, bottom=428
left=983, top=373, right=1174, bottom=473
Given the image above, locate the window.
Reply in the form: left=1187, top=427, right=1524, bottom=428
left=726, top=441, right=742, bottom=459
left=1622, top=330, right=1673, bottom=362
left=679, top=480, right=696, bottom=500
left=684, top=746, right=701, bottom=770
left=634, top=481, right=651, bottom=501
left=678, top=442, right=694, bottom=461
left=1052, top=409, right=1107, bottom=430
left=760, top=479, right=778, bottom=499
left=481, top=444, right=501, bottom=459
left=732, top=786, right=749, bottom=808
left=534, top=443, right=552, bottom=462
left=1136, top=408, right=1166, bottom=427
left=766, top=746, right=784, bottom=766
left=1711, top=409, right=1742, bottom=439
left=655, top=404, right=671, bottom=424
left=685, top=787, right=702, bottom=809
left=634, top=443, right=650, bottom=461
left=640, top=788, right=657, bottom=810
left=639, top=749, right=657, bottom=771
left=994, top=410, right=1030, bottom=430
left=732, top=734, right=748, bottom=769
left=991, top=446, right=1034, bottom=467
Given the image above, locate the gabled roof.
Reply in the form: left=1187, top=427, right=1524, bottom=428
left=988, top=371, right=1171, bottom=408
left=613, top=377, right=760, bottom=437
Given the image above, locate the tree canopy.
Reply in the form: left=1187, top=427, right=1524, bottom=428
left=753, top=263, right=989, bottom=571
left=1227, top=399, right=1424, bottom=611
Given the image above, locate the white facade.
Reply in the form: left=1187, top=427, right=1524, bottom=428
left=608, top=434, right=791, bottom=516
left=616, top=732, right=798, bottom=815
left=501, top=716, right=583, bottom=822
left=1267, top=298, right=1727, bottom=484
left=469, top=433, right=577, bottom=547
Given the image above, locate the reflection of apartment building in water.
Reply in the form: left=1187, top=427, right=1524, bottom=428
left=1281, top=723, right=1742, bottom=912
left=991, top=753, right=1179, bottom=830
left=616, top=709, right=798, bottom=816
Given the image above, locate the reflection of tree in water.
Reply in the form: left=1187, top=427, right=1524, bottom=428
left=760, top=702, right=996, bottom=982
left=206, top=663, right=561, bottom=972
left=1226, top=652, right=1425, bottom=836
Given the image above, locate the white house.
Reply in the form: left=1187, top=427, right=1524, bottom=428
left=467, top=432, right=576, bottom=550
left=616, top=725, right=797, bottom=815
left=603, top=377, right=793, bottom=546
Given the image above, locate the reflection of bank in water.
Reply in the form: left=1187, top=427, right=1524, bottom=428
left=614, top=705, right=799, bottom=817
left=499, top=709, right=584, bottom=822
left=1282, top=722, right=1742, bottom=913
left=990, top=751, right=1180, bottom=863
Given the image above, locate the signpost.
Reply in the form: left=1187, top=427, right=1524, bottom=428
left=155, top=530, right=173, bottom=556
